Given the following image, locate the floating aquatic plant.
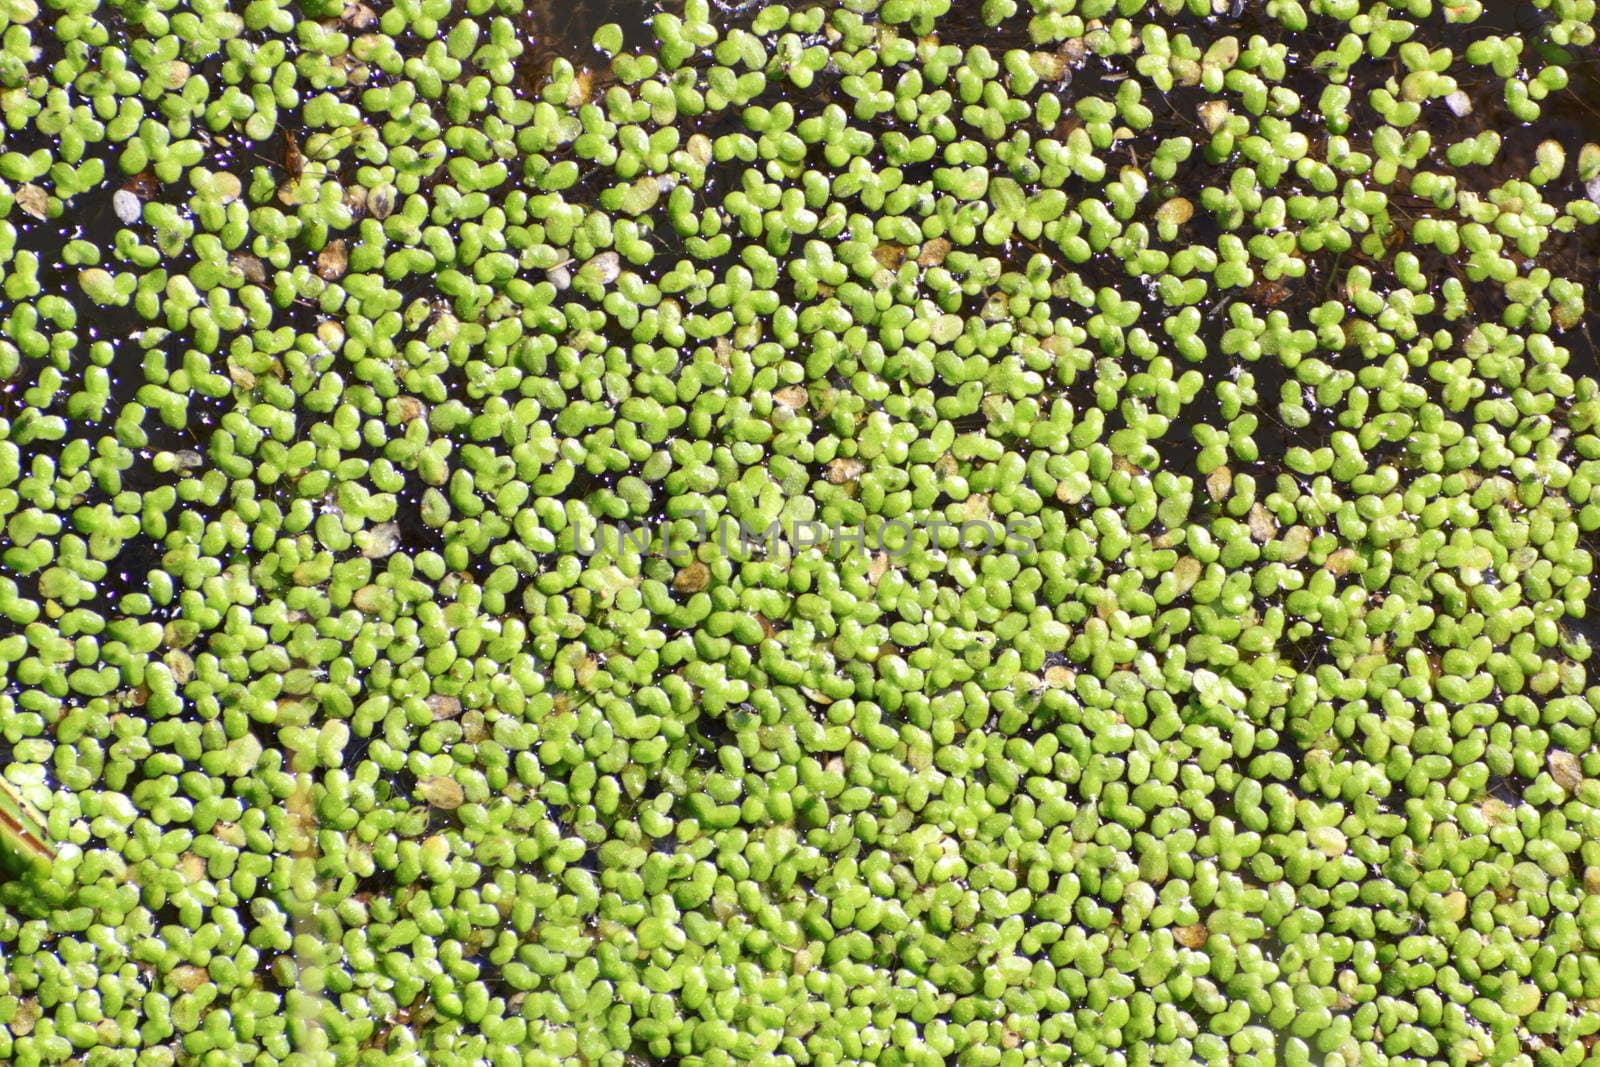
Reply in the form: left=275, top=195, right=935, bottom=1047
left=0, top=0, right=1597, bottom=1063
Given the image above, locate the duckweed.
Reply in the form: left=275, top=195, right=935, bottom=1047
left=0, top=0, right=1598, bottom=1063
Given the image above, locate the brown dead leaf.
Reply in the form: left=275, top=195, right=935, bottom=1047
left=1030, top=50, right=1067, bottom=82
left=368, top=184, right=395, bottom=219
left=178, top=851, right=206, bottom=882
left=283, top=128, right=304, bottom=178
left=1206, top=466, right=1232, bottom=502
left=165, top=649, right=195, bottom=684
left=1247, top=503, right=1278, bottom=542
left=171, top=964, right=209, bottom=993
left=1055, top=477, right=1087, bottom=505
left=960, top=493, right=991, bottom=522
left=1155, top=197, right=1194, bottom=228
left=1549, top=749, right=1585, bottom=794
left=1198, top=100, right=1231, bottom=133
left=232, top=252, right=267, bottom=284
left=123, top=170, right=159, bottom=199
left=1052, top=113, right=1085, bottom=140
left=774, top=385, right=808, bottom=409
left=351, top=585, right=386, bottom=614
left=427, top=693, right=463, bottom=720
left=567, top=68, right=597, bottom=110
left=342, top=1, right=377, bottom=28
left=673, top=561, right=711, bottom=595
left=317, top=239, right=348, bottom=281
left=418, top=775, right=464, bottom=810
left=15, top=183, right=47, bottom=219
left=1172, top=556, right=1202, bottom=593
left=10, top=998, right=39, bottom=1036
left=826, top=457, right=864, bottom=485
left=1247, top=278, right=1292, bottom=307
left=582, top=249, right=620, bottom=284
left=1280, top=525, right=1312, bottom=563
left=1323, top=548, right=1358, bottom=576
left=916, top=237, right=952, bottom=267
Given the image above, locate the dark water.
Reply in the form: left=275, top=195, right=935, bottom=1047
left=519, top=0, right=682, bottom=80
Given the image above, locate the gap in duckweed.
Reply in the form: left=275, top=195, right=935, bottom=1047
left=519, top=0, right=685, bottom=83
